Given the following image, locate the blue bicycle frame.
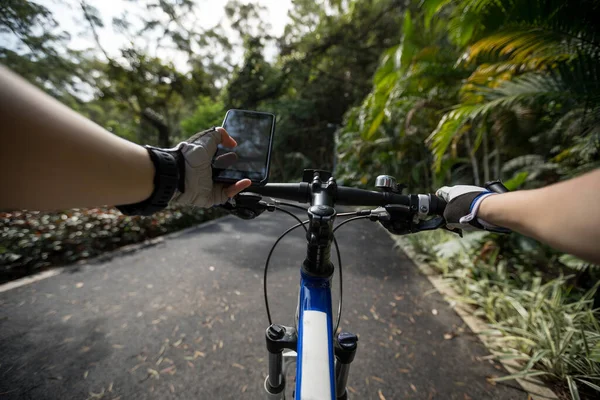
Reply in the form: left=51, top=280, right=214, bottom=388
left=295, top=272, right=336, bottom=399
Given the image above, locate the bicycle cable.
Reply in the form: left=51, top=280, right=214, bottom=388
left=274, top=206, right=308, bottom=232
left=333, top=235, right=342, bottom=333
left=263, top=220, right=306, bottom=325
left=333, top=215, right=372, bottom=233
left=275, top=199, right=361, bottom=218
left=263, top=208, right=357, bottom=328
left=274, top=200, right=308, bottom=212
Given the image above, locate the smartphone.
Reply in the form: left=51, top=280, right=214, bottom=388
left=211, top=109, right=275, bottom=186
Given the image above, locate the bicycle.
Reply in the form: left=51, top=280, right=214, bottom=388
left=222, top=169, right=508, bottom=400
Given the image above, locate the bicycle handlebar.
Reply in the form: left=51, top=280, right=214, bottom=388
left=233, top=176, right=509, bottom=243
left=245, top=183, right=447, bottom=216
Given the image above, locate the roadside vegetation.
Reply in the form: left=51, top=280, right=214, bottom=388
left=0, top=207, right=222, bottom=283
left=402, top=230, right=600, bottom=399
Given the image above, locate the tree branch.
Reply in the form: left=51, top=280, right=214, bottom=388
left=79, top=1, right=114, bottom=65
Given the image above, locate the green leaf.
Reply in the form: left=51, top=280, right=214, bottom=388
left=576, top=378, right=600, bottom=393
left=399, top=10, right=416, bottom=73
left=374, top=45, right=399, bottom=86
left=493, top=370, right=549, bottom=382
left=422, top=0, right=452, bottom=30
left=503, top=172, right=529, bottom=190
left=366, top=110, right=385, bottom=140
left=567, top=376, right=581, bottom=400
left=428, top=112, right=467, bottom=172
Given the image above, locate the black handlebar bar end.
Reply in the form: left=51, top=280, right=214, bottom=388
left=429, top=194, right=447, bottom=216
left=485, top=180, right=510, bottom=194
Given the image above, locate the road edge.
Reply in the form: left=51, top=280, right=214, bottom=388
left=387, top=231, right=558, bottom=400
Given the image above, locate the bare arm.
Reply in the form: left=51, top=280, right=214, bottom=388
left=479, top=169, right=600, bottom=264
left=0, top=65, right=154, bottom=211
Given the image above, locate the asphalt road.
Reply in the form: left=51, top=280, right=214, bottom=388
left=0, top=212, right=527, bottom=399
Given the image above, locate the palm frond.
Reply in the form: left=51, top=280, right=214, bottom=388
left=466, top=28, right=575, bottom=67
left=427, top=111, right=468, bottom=171
left=502, top=154, right=544, bottom=173
left=501, top=153, right=561, bottom=186
left=460, top=62, right=600, bottom=116
left=481, top=73, right=565, bottom=102
left=544, top=109, right=589, bottom=143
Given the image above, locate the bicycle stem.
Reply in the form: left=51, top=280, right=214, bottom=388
left=303, top=173, right=337, bottom=278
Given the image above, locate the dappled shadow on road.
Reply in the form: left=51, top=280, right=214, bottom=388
left=178, top=213, right=423, bottom=283
left=174, top=214, right=308, bottom=274
left=0, top=317, right=113, bottom=400
left=0, top=210, right=528, bottom=400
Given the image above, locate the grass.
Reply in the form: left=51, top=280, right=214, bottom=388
left=400, top=230, right=600, bottom=400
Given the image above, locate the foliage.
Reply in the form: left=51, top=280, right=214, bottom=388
left=336, top=0, right=600, bottom=190
left=222, top=36, right=281, bottom=111
left=0, top=206, right=223, bottom=284
left=180, top=96, right=226, bottom=140
left=336, top=3, right=468, bottom=190
left=429, top=0, right=600, bottom=184
left=78, top=1, right=217, bottom=147
left=0, top=0, right=83, bottom=104
left=259, top=0, right=405, bottom=181
left=403, top=231, right=600, bottom=399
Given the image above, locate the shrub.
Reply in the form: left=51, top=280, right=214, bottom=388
left=0, top=206, right=223, bottom=282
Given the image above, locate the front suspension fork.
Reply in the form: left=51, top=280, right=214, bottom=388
left=264, top=324, right=358, bottom=399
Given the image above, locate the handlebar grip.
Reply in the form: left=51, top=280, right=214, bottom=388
left=429, top=194, right=447, bottom=216
left=336, top=187, right=409, bottom=206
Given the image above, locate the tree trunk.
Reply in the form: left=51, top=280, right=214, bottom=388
left=494, top=135, right=502, bottom=180
left=464, top=130, right=480, bottom=185
left=142, top=108, right=170, bottom=148
left=422, top=146, right=431, bottom=190
left=483, top=130, right=490, bottom=183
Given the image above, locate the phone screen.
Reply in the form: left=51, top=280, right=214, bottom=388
left=212, top=109, right=275, bottom=185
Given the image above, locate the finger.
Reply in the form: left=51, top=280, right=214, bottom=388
left=213, top=152, right=238, bottom=169
left=189, top=127, right=222, bottom=156
left=224, top=179, right=252, bottom=198
left=436, top=186, right=452, bottom=201
left=186, top=127, right=220, bottom=146
left=217, top=127, right=238, bottom=148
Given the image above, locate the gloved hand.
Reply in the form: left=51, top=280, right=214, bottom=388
left=436, top=185, right=507, bottom=232
left=170, top=127, right=251, bottom=208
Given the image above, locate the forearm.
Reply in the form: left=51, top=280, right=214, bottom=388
left=0, top=66, right=154, bottom=211
left=479, top=169, right=600, bottom=264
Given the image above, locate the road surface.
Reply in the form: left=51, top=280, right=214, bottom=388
left=0, top=212, right=526, bottom=399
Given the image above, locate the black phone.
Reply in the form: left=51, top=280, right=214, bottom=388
left=211, top=109, right=276, bottom=186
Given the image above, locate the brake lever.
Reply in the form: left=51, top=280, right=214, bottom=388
left=415, top=216, right=445, bottom=231
left=375, top=204, right=464, bottom=237
left=416, top=217, right=463, bottom=237
left=375, top=204, right=417, bottom=235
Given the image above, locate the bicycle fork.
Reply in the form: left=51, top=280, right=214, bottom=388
left=264, top=324, right=358, bottom=399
